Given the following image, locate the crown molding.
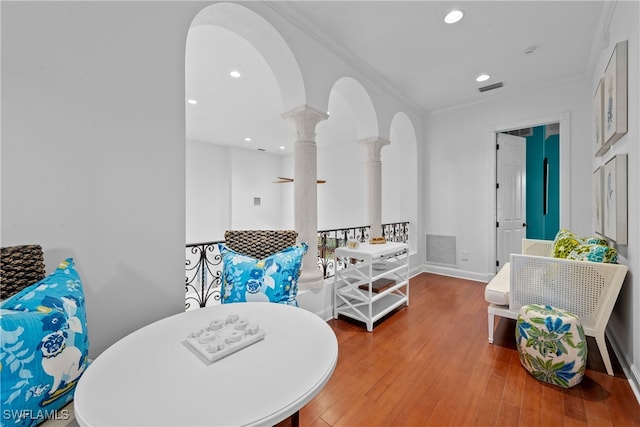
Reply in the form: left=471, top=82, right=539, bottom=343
left=265, top=1, right=425, bottom=116
left=586, top=0, right=617, bottom=77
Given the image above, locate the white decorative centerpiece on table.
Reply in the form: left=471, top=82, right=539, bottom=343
left=184, top=314, right=266, bottom=364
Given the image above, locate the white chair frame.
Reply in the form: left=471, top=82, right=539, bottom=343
left=487, top=239, right=628, bottom=376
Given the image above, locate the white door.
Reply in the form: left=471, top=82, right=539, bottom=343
left=496, top=133, right=526, bottom=270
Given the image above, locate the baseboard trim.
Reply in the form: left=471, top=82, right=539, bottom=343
left=421, top=264, right=489, bottom=283
left=607, top=329, right=640, bottom=405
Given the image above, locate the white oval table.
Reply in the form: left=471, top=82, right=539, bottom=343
left=74, top=302, right=338, bottom=426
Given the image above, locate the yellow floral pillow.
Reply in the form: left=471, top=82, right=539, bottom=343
left=551, top=229, right=617, bottom=263
left=551, top=229, right=581, bottom=258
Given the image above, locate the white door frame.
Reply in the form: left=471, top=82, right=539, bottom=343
left=486, top=111, right=571, bottom=275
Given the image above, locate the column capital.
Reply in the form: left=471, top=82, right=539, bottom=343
left=359, top=137, right=391, bottom=162
left=282, top=105, right=329, bottom=141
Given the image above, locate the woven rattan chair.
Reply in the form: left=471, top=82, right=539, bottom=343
left=223, top=230, right=298, bottom=259
left=1, top=244, right=46, bottom=299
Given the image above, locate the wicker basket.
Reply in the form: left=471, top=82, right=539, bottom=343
left=223, top=230, right=298, bottom=259
left=1, top=244, right=46, bottom=299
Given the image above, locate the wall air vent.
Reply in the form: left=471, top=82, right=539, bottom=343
left=545, top=122, right=560, bottom=138
left=478, top=82, right=504, bottom=93
left=426, top=234, right=457, bottom=267
left=506, top=128, right=533, bottom=137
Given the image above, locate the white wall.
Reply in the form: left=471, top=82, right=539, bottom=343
left=423, top=78, right=592, bottom=280
left=591, top=0, right=639, bottom=393
left=316, top=89, right=367, bottom=230
left=385, top=113, right=419, bottom=253
left=186, top=140, right=291, bottom=242
left=186, top=140, right=231, bottom=243
left=317, top=140, right=368, bottom=230
left=230, top=147, right=286, bottom=230
left=1, top=1, right=205, bottom=356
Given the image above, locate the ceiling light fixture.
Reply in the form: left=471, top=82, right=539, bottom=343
left=187, top=99, right=197, bottom=105
left=279, top=146, right=285, bottom=150
left=229, top=70, right=241, bottom=78
left=476, top=74, right=490, bottom=82
left=444, top=9, right=464, bottom=24
left=244, top=137, right=252, bottom=142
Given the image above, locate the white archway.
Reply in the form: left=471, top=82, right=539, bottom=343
left=317, top=77, right=380, bottom=230
left=190, top=2, right=305, bottom=111
left=187, top=3, right=333, bottom=291
left=386, top=112, right=419, bottom=252
left=317, top=88, right=366, bottom=229
left=329, top=77, right=378, bottom=140
left=186, top=2, right=308, bottom=242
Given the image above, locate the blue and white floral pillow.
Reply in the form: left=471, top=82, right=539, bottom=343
left=551, top=228, right=617, bottom=263
left=218, top=243, right=308, bottom=306
left=1, top=259, right=90, bottom=427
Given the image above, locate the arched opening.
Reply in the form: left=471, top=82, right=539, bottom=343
left=386, top=112, right=419, bottom=253
left=184, top=2, right=305, bottom=308
left=185, top=2, right=306, bottom=242
left=317, top=77, right=379, bottom=230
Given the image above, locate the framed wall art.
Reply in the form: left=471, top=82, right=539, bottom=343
left=592, top=167, right=603, bottom=235
left=603, top=40, right=628, bottom=146
left=603, top=154, right=627, bottom=244
left=593, top=79, right=606, bottom=156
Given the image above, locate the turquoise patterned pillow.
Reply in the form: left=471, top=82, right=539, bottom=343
left=551, top=228, right=617, bottom=263
left=567, top=243, right=617, bottom=263
left=219, top=243, right=308, bottom=306
left=584, top=237, right=609, bottom=246
left=1, top=259, right=90, bottom=426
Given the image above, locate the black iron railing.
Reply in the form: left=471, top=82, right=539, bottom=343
left=185, top=240, right=224, bottom=310
left=185, top=222, right=409, bottom=310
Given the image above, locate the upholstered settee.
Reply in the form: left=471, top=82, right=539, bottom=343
left=485, top=238, right=628, bottom=376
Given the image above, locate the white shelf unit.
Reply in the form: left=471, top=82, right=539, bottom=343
left=333, top=242, right=409, bottom=331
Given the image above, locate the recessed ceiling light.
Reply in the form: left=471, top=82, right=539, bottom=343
left=244, top=137, right=252, bottom=142
left=444, top=9, right=464, bottom=24
left=229, top=70, right=241, bottom=78
left=476, top=74, right=490, bottom=82
left=187, top=99, right=197, bottom=105
left=279, top=146, right=285, bottom=150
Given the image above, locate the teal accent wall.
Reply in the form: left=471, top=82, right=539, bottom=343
left=526, top=125, right=559, bottom=240
left=526, top=127, right=544, bottom=237
left=545, top=133, right=560, bottom=238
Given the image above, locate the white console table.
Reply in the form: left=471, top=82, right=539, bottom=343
left=333, top=242, right=409, bottom=331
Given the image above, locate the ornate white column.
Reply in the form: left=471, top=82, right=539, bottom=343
left=360, top=137, right=390, bottom=240
left=282, top=105, right=328, bottom=290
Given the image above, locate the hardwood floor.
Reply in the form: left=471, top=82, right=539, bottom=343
left=283, top=273, right=640, bottom=427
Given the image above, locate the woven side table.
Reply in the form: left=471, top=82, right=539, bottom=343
left=516, top=304, right=587, bottom=388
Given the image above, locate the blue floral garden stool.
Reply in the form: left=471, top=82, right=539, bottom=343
left=516, top=304, right=587, bottom=388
